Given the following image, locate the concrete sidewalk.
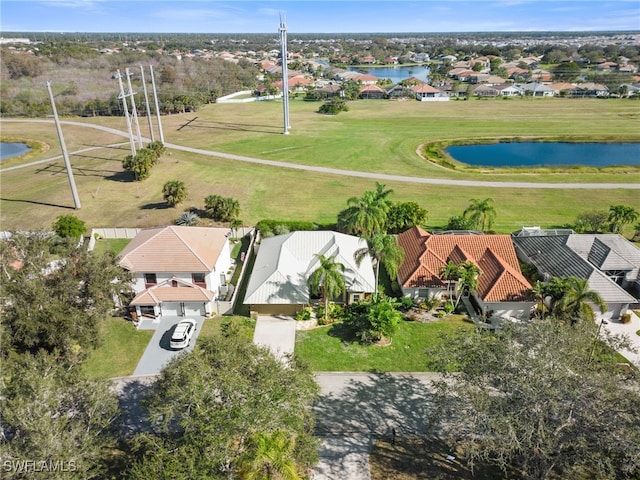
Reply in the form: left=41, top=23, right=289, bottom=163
left=601, top=310, right=640, bottom=368
left=253, top=315, right=296, bottom=362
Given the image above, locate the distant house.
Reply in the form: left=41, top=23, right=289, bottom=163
left=315, top=84, right=342, bottom=98
left=359, top=84, right=386, bottom=99
left=573, top=82, right=609, bottom=97
left=473, top=84, right=500, bottom=97
left=411, top=83, right=449, bottom=102
left=520, top=82, right=555, bottom=96
left=244, top=231, right=376, bottom=316
left=397, top=227, right=533, bottom=320
left=512, top=228, right=639, bottom=319
left=119, top=226, right=232, bottom=319
left=386, top=83, right=416, bottom=99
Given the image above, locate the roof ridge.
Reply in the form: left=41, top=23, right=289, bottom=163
left=170, top=226, right=211, bottom=271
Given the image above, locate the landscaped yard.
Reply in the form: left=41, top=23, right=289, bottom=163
left=198, top=315, right=256, bottom=341
left=83, top=316, right=153, bottom=379
left=92, top=238, right=131, bottom=256
left=295, top=315, right=473, bottom=371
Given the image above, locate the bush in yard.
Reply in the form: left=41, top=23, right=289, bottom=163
left=52, top=214, right=86, bottom=239
left=204, top=194, right=240, bottom=222
left=318, top=99, right=348, bottom=115
left=295, top=307, right=312, bottom=321
left=621, top=313, right=631, bottom=324
left=175, top=211, right=199, bottom=226
left=343, top=296, right=403, bottom=344
left=256, top=219, right=317, bottom=235
left=162, top=180, right=187, bottom=207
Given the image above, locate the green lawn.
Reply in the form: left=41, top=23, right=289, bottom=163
left=198, top=315, right=256, bottom=341
left=92, top=238, right=131, bottom=256
left=83, top=316, right=153, bottom=380
left=1, top=98, right=638, bottom=235
left=295, top=315, right=473, bottom=371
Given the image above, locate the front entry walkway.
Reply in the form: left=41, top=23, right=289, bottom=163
left=253, top=315, right=296, bottom=363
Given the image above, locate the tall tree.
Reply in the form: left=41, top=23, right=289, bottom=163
left=608, top=204, right=639, bottom=234
left=0, top=232, right=132, bottom=358
left=439, top=260, right=461, bottom=307
left=553, top=276, right=607, bottom=326
left=429, top=321, right=640, bottom=480
left=354, top=232, right=404, bottom=297
left=455, top=260, right=481, bottom=307
left=463, top=198, right=496, bottom=231
left=127, top=335, right=318, bottom=479
left=339, top=183, right=393, bottom=237
left=0, top=352, right=121, bottom=480
left=307, top=254, right=346, bottom=323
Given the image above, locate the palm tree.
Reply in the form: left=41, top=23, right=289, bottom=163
left=555, top=277, right=607, bottom=326
left=354, top=233, right=405, bottom=298
left=439, top=260, right=461, bottom=307
left=455, top=261, right=481, bottom=307
left=307, top=254, right=346, bottom=323
left=608, top=204, right=639, bottom=234
left=340, top=183, right=394, bottom=237
left=162, top=180, right=187, bottom=207
left=463, top=198, right=496, bottom=232
left=343, top=190, right=389, bottom=237
left=237, top=430, right=301, bottom=480
left=230, top=218, right=243, bottom=239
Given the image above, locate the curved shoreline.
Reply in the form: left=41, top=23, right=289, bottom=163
left=2, top=118, right=639, bottom=190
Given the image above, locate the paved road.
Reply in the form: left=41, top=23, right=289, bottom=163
left=2, top=118, right=638, bottom=190
left=312, top=372, right=443, bottom=480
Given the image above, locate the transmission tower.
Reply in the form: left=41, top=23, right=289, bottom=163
left=279, top=15, right=290, bottom=135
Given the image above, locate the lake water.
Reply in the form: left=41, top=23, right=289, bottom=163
left=0, top=142, right=31, bottom=161
left=446, top=142, right=640, bottom=168
left=347, top=64, right=431, bottom=83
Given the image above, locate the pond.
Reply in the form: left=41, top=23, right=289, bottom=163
left=0, top=142, right=31, bottom=161
left=445, top=142, right=640, bottom=168
left=347, top=64, right=431, bottom=84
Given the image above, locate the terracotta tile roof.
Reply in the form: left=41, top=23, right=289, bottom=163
left=130, top=277, right=214, bottom=305
left=397, top=226, right=532, bottom=302
left=119, top=226, right=229, bottom=273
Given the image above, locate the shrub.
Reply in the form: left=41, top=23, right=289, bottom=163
left=318, top=99, right=348, bottom=115
left=295, top=307, right=312, bottom=321
left=399, top=296, right=414, bottom=311
left=52, top=215, right=86, bottom=239
left=621, top=313, right=631, bottom=324
left=255, top=219, right=317, bottom=235
left=175, top=211, right=200, bottom=226
left=272, top=224, right=290, bottom=235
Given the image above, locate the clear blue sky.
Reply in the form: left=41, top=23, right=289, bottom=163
left=1, top=1, right=639, bottom=34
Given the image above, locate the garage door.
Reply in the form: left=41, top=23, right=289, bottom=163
left=162, top=302, right=181, bottom=317
left=184, top=303, right=205, bottom=317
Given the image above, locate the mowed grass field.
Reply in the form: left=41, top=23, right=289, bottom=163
left=1, top=97, right=638, bottom=233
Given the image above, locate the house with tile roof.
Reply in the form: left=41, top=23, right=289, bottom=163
left=411, top=84, right=449, bottom=102
left=119, top=226, right=232, bottom=319
left=244, top=231, right=375, bottom=316
left=397, top=227, right=534, bottom=320
left=512, top=228, right=639, bottom=319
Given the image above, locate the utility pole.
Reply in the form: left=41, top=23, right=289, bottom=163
left=126, top=68, right=143, bottom=149
left=115, top=69, right=137, bottom=156
left=149, top=65, right=165, bottom=144
left=279, top=14, right=290, bottom=135
left=139, top=65, right=155, bottom=142
left=46, top=81, right=81, bottom=209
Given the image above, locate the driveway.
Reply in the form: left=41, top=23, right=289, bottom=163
left=133, top=315, right=205, bottom=376
left=312, top=372, right=443, bottom=480
left=253, top=315, right=296, bottom=362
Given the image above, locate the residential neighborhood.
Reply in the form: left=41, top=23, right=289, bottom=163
left=2, top=19, right=640, bottom=480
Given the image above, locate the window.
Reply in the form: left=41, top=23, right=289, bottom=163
left=192, top=273, right=206, bottom=287
left=171, top=280, right=178, bottom=288
left=144, top=273, right=157, bottom=287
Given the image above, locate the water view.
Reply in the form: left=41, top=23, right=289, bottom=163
left=446, top=142, right=640, bottom=168
left=347, top=64, right=431, bottom=84
left=0, top=142, right=30, bottom=161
